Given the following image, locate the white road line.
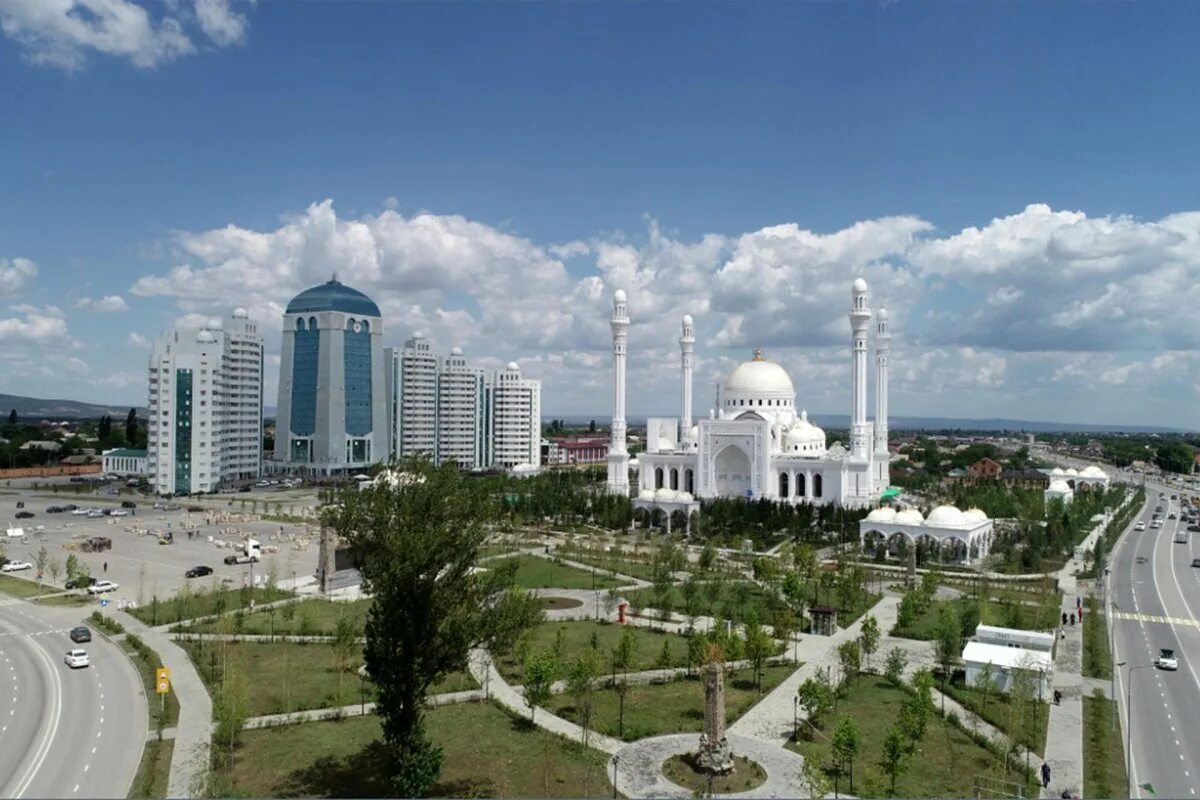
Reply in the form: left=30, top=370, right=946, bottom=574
left=12, top=628, right=64, bottom=799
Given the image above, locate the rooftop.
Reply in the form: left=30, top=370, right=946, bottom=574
left=962, top=641, right=1054, bottom=672
left=285, top=277, right=381, bottom=318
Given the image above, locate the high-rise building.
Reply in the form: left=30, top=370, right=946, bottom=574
left=388, top=336, right=539, bottom=470
left=147, top=309, right=263, bottom=495
left=274, top=277, right=386, bottom=473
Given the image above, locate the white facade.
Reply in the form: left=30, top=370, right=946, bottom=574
left=387, top=333, right=439, bottom=460
left=102, top=449, right=147, bottom=477
left=437, top=347, right=487, bottom=469
left=148, top=309, right=264, bottom=494
left=625, top=280, right=892, bottom=508
left=1048, top=465, right=1109, bottom=493
left=859, top=505, right=995, bottom=564
left=274, top=279, right=387, bottom=474
left=964, top=625, right=1055, bottom=699
left=606, top=290, right=631, bottom=494
left=488, top=362, right=541, bottom=470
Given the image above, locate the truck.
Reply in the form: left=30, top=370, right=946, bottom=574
left=223, top=539, right=262, bottom=565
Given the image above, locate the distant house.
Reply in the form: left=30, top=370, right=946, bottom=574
left=102, top=448, right=147, bottom=477
left=967, top=458, right=1003, bottom=479
left=19, top=440, right=61, bottom=453
left=59, top=454, right=97, bottom=466
left=999, top=468, right=1051, bottom=489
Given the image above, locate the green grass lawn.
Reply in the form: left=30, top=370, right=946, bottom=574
left=131, top=584, right=293, bottom=625
left=548, top=663, right=796, bottom=741
left=940, top=677, right=1049, bottom=755
left=127, top=737, right=173, bottom=799
left=553, top=549, right=661, bottom=581
left=32, top=592, right=94, bottom=607
left=486, top=555, right=623, bottom=591
left=1083, top=692, right=1127, bottom=799
left=623, top=580, right=878, bottom=632
left=122, top=635, right=182, bottom=728
left=893, top=595, right=1059, bottom=641
left=0, top=573, right=58, bottom=598
left=1082, top=605, right=1112, bottom=679
left=181, top=597, right=372, bottom=636
left=495, top=620, right=690, bottom=682
left=182, top=639, right=475, bottom=716
left=788, top=677, right=1038, bottom=799
left=220, top=701, right=612, bottom=798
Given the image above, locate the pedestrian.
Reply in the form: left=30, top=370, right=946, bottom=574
left=1042, top=762, right=1051, bottom=789
left=1062, top=611, right=1068, bottom=626
left=1070, top=612, right=1075, bottom=625
left=103, top=561, right=107, bottom=573
left=1078, top=604, right=1084, bottom=620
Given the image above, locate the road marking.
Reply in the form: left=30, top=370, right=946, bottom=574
left=1113, top=610, right=1200, bottom=627
left=90, top=747, right=96, bottom=755
left=83, top=765, right=88, bottom=773
left=12, top=626, right=64, bottom=799
left=72, top=785, right=78, bottom=794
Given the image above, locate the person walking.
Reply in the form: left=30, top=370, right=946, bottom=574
left=103, top=561, right=107, bottom=573
left=1062, top=611, right=1068, bottom=626
left=1069, top=612, right=1075, bottom=625
left=1042, top=762, right=1051, bottom=789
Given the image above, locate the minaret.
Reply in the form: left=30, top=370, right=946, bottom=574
left=679, top=314, right=695, bottom=445
left=606, top=289, right=631, bottom=494
left=849, top=278, right=873, bottom=461
left=874, top=306, right=891, bottom=458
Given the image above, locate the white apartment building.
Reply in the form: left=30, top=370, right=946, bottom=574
left=147, top=309, right=263, bottom=495
left=388, top=336, right=540, bottom=470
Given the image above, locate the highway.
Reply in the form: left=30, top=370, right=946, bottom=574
left=1109, top=482, right=1200, bottom=798
left=0, top=597, right=146, bottom=798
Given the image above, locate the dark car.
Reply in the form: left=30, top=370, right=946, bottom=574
left=121, top=500, right=137, bottom=509
left=46, top=506, right=63, bottom=513
left=69, top=626, right=92, bottom=644
left=61, top=504, right=78, bottom=512
left=185, top=565, right=214, bottom=579
left=64, top=576, right=96, bottom=590
left=14, top=511, right=34, bottom=519
left=186, top=505, right=204, bottom=513
left=1192, top=558, right=1200, bottom=568
left=239, top=485, right=252, bottom=492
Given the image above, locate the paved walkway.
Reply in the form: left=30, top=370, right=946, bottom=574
left=1042, top=595, right=1085, bottom=798
left=609, top=733, right=810, bottom=799
left=114, top=609, right=213, bottom=798
left=467, top=647, right=625, bottom=755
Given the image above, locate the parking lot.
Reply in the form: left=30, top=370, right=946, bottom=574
left=0, top=478, right=323, bottom=606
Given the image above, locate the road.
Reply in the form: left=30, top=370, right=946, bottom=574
left=1109, top=483, right=1200, bottom=798
left=0, top=597, right=146, bottom=798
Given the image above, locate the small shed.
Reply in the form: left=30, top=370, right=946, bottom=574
left=809, top=605, right=838, bottom=636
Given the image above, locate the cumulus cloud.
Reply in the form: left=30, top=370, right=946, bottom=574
left=127, top=331, right=150, bottom=348
left=75, top=294, right=128, bottom=313
left=0, top=0, right=253, bottom=70
left=0, top=257, right=37, bottom=296
left=0, top=304, right=70, bottom=346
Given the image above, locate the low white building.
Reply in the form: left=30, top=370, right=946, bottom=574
left=1048, top=465, right=1110, bottom=492
left=102, top=448, right=147, bottom=477
left=963, top=623, right=1054, bottom=699
left=858, top=504, right=994, bottom=564
left=1045, top=479, right=1074, bottom=505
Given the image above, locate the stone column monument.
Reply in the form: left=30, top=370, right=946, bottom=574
left=695, top=660, right=735, bottom=774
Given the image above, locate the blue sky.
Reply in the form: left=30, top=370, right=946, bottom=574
left=2, top=1, right=1200, bottom=428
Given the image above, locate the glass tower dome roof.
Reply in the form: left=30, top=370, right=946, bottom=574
left=285, top=277, right=380, bottom=317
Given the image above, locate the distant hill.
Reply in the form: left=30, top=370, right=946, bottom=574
left=546, top=413, right=1190, bottom=434
left=0, top=393, right=145, bottom=420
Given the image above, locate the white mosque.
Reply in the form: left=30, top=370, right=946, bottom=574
left=606, top=278, right=892, bottom=510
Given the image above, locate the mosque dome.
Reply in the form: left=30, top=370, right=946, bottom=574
left=853, top=277, right=868, bottom=294
left=895, top=508, right=925, bottom=525
left=785, top=411, right=826, bottom=453
left=688, top=425, right=699, bottom=443
left=638, top=489, right=655, bottom=501
left=614, top=289, right=626, bottom=303
left=866, top=507, right=897, bottom=523
left=1064, top=467, right=1079, bottom=477
left=450, top=346, right=463, bottom=356
left=1050, top=467, right=1065, bottom=477
left=656, top=437, right=675, bottom=452
left=1081, top=465, right=1107, bottom=478
left=724, top=351, right=795, bottom=396
left=1048, top=479, right=1073, bottom=492
left=196, top=330, right=216, bottom=343
left=232, top=307, right=249, bottom=319
left=962, top=508, right=989, bottom=524
left=286, top=277, right=381, bottom=317
left=877, top=306, right=889, bottom=321
left=926, top=505, right=968, bottom=527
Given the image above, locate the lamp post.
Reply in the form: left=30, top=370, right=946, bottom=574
left=793, top=695, right=799, bottom=741
left=1124, top=662, right=1154, bottom=799
left=611, top=755, right=619, bottom=799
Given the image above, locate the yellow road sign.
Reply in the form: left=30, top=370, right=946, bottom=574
left=156, top=666, right=171, bottom=695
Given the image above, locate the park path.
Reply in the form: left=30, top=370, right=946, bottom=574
left=113, top=609, right=213, bottom=798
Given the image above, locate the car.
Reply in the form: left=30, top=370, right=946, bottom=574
left=109, top=509, right=129, bottom=517
left=1191, top=558, right=1200, bottom=568
left=186, top=505, right=204, bottom=513
left=61, top=504, right=78, bottom=512
left=121, top=500, right=137, bottom=509
left=45, top=506, right=63, bottom=514
left=87, top=580, right=118, bottom=595
left=185, top=565, right=214, bottom=578
left=65, top=576, right=95, bottom=590
left=239, top=485, right=252, bottom=492
left=64, top=649, right=90, bottom=669
left=1156, top=648, right=1179, bottom=670
left=1169, top=513, right=1177, bottom=519
left=1135, top=521, right=1146, bottom=531
left=14, top=511, right=33, bottom=519
left=69, top=626, right=92, bottom=643
left=1, top=561, right=32, bottom=572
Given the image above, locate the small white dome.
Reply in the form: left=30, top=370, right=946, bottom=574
left=853, top=277, right=868, bottom=294
left=1081, top=465, right=1107, bottom=478
left=1048, top=479, right=1073, bottom=492
left=654, top=488, right=677, bottom=502
left=682, top=313, right=693, bottom=326
left=450, top=346, right=463, bottom=356
left=196, top=330, right=216, bottom=343
left=725, top=356, right=795, bottom=395
left=676, top=491, right=694, bottom=502
left=614, top=289, right=626, bottom=303
left=926, top=505, right=968, bottom=527
left=205, top=317, right=222, bottom=330
left=786, top=410, right=826, bottom=449
left=895, top=508, right=925, bottom=525
left=656, top=437, right=674, bottom=452
left=962, top=508, right=989, bottom=524
left=638, top=489, right=655, bottom=501
left=1051, top=467, right=1065, bottom=476
left=232, top=307, right=249, bottom=319
left=866, top=507, right=897, bottom=523
left=629, top=458, right=640, bottom=469
left=877, top=306, right=889, bottom=320
left=1065, top=467, right=1079, bottom=476
left=506, top=361, right=519, bottom=371
left=688, top=425, right=699, bottom=443
left=413, top=330, right=425, bottom=339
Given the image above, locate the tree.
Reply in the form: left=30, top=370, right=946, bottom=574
left=681, top=577, right=702, bottom=628
left=125, top=408, right=138, bottom=446
left=588, top=419, right=596, bottom=434
left=880, top=725, right=910, bottom=795
left=686, top=631, right=706, bottom=677
left=771, top=607, right=796, bottom=658
left=934, top=606, right=962, bottom=711
left=327, top=458, right=544, bottom=796
left=7, top=409, right=16, bottom=426
left=799, top=757, right=832, bottom=800
left=837, top=639, right=861, bottom=685
left=796, top=675, right=834, bottom=731
left=615, top=625, right=635, bottom=675
left=98, top=415, right=112, bottom=441
left=975, top=661, right=998, bottom=712
left=884, top=647, right=908, bottom=685
left=832, top=716, right=862, bottom=793
left=331, top=612, right=361, bottom=705
left=744, top=617, right=773, bottom=693
left=65, top=553, right=90, bottom=585
left=655, top=639, right=672, bottom=670
left=859, top=614, right=880, bottom=672
left=782, top=569, right=808, bottom=621
left=212, top=667, right=251, bottom=769
left=35, top=546, right=48, bottom=578
left=48, top=557, right=61, bottom=586
left=523, top=650, right=556, bottom=725
left=567, top=649, right=601, bottom=748
left=699, top=543, right=716, bottom=573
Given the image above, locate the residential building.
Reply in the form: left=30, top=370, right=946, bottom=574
left=274, top=278, right=386, bottom=474
left=147, top=309, right=264, bottom=494
left=102, top=448, right=146, bottom=476
left=967, top=457, right=1003, bottom=479
left=553, top=436, right=610, bottom=465
left=386, top=333, right=439, bottom=461
left=487, top=362, right=541, bottom=470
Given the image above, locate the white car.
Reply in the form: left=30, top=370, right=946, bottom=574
left=1135, top=521, right=1146, bottom=531
left=87, top=580, right=119, bottom=595
left=64, top=649, right=90, bottom=669
left=71, top=507, right=91, bottom=515
left=1157, top=648, right=1179, bottom=670
left=86, top=510, right=105, bottom=518
left=109, top=509, right=129, bottom=517
left=1, top=560, right=32, bottom=572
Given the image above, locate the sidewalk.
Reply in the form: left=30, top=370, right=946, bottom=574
left=1042, top=596, right=1084, bottom=798
left=114, top=609, right=213, bottom=798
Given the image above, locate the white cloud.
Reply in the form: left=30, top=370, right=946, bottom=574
left=0, top=257, right=37, bottom=296
left=127, top=331, right=150, bottom=348
left=0, top=0, right=252, bottom=70
left=75, top=294, right=129, bottom=313
left=0, top=305, right=70, bottom=346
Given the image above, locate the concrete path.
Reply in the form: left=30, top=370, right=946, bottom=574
left=1042, top=595, right=1084, bottom=798
left=114, top=609, right=213, bottom=798
left=240, top=689, right=485, bottom=730
left=609, top=733, right=810, bottom=799
left=1082, top=676, right=1111, bottom=699
left=467, top=647, right=624, bottom=755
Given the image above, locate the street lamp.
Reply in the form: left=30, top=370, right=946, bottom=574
left=1123, top=662, right=1155, bottom=799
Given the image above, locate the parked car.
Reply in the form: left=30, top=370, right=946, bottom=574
left=1, top=561, right=32, bottom=572
left=61, top=504, right=78, bottom=512
left=109, top=509, right=129, bottom=517
left=185, top=565, right=214, bottom=578
left=45, top=506, right=63, bottom=514
left=1157, top=648, right=1179, bottom=670
left=65, top=576, right=96, bottom=590
left=64, top=649, right=90, bottom=669
left=1191, top=558, right=1200, bottom=568
left=69, top=626, right=92, bottom=643
left=87, top=580, right=119, bottom=595
left=14, top=511, right=33, bottom=519
left=121, top=500, right=137, bottom=509
left=186, top=505, right=204, bottom=513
